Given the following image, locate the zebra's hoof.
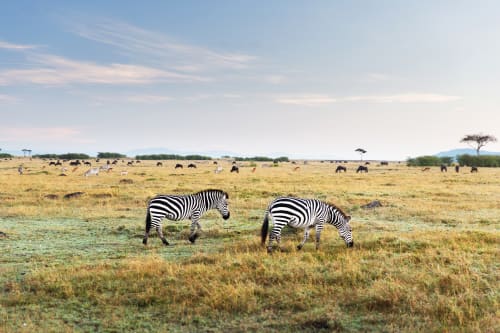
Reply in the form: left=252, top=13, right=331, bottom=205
left=142, top=238, right=148, bottom=245
left=188, top=233, right=199, bottom=243
left=297, top=245, right=303, bottom=250
left=161, top=238, right=170, bottom=246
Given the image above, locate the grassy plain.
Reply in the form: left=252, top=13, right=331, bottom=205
left=0, top=158, right=498, bottom=332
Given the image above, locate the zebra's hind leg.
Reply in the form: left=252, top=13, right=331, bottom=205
left=156, top=226, right=170, bottom=246
left=188, top=219, right=201, bottom=243
left=297, top=227, right=311, bottom=250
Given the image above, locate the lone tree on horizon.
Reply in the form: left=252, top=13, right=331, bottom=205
left=460, top=133, right=497, bottom=156
left=355, top=148, right=367, bottom=161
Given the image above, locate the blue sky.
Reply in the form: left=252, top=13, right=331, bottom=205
left=1, top=1, right=499, bottom=159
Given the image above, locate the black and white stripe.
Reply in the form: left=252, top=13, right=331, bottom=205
left=261, top=197, right=353, bottom=253
left=143, top=189, right=230, bottom=245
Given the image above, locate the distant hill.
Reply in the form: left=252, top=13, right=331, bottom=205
left=436, top=148, right=500, bottom=157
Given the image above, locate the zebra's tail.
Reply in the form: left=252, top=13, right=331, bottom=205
left=261, top=212, right=269, bottom=245
left=143, top=207, right=152, bottom=245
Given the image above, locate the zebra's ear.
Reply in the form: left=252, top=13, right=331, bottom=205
left=346, top=216, right=351, bottom=222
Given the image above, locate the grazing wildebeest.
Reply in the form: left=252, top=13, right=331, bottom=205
left=188, top=163, right=197, bottom=168
left=84, top=161, right=91, bottom=166
left=365, top=161, right=370, bottom=165
left=471, top=166, right=478, bottom=173
left=157, top=162, right=163, bottom=167
left=455, top=165, right=460, bottom=173
left=70, top=160, right=81, bottom=166
left=380, top=161, right=389, bottom=166
left=127, top=161, right=134, bottom=166
left=175, top=164, right=183, bottom=169
left=230, top=165, right=239, bottom=173
left=422, top=167, right=430, bottom=172
left=143, top=189, right=230, bottom=245
left=440, top=165, right=447, bottom=172
left=356, top=165, right=368, bottom=173
left=335, top=166, right=347, bottom=173
left=49, top=161, right=56, bottom=166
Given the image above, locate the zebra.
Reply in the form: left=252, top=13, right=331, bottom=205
left=143, top=189, right=230, bottom=246
left=84, top=167, right=99, bottom=177
left=261, top=197, right=353, bottom=253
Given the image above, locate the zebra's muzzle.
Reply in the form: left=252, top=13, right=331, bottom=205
left=347, top=241, right=354, bottom=248
left=223, top=212, right=230, bottom=220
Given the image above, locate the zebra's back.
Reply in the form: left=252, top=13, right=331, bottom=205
left=268, top=197, right=328, bottom=228
left=149, top=195, right=196, bottom=221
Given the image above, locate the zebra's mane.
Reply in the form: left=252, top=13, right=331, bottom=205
left=194, top=189, right=228, bottom=199
left=325, top=201, right=349, bottom=218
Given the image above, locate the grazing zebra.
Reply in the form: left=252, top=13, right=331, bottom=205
left=84, top=167, right=99, bottom=177
left=261, top=197, right=353, bottom=253
left=143, top=189, right=230, bottom=246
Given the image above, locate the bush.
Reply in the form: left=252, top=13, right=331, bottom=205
left=456, top=154, right=500, bottom=167
left=0, top=153, right=13, bottom=158
left=97, top=152, right=127, bottom=159
left=407, top=156, right=452, bottom=167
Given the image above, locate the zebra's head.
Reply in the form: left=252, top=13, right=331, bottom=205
left=216, top=191, right=230, bottom=220
left=338, top=215, right=354, bottom=248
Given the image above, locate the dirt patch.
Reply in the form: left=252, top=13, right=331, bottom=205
left=44, top=194, right=59, bottom=200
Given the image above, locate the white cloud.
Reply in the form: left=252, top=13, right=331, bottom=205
left=0, top=54, right=208, bottom=86
left=71, top=18, right=257, bottom=72
left=276, top=94, right=337, bottom=106
left=0, top=40, right=37, bottom=50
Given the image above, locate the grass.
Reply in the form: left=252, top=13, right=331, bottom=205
left=0, top=158, right=499, bottom=332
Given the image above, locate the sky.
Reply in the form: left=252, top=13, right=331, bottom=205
left=1, top=0, right=499, bottom=160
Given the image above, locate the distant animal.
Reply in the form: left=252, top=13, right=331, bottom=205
left=120, top=170, right=128, bottom=176
left=252, top=167, right=257, bottom=173
left=18, top=165, right=24, bottom=175
left=112, top=160, right=118, bottom=165
left=188, top=163, right=197, bottom=168
left=471, top=167, right=478, bottom=173
left=440, top=165, right=447, bottom=172
left=69, top=160, right=81, bottom=166
left=61, top=167, right=68, bottom=173
left=127, top=161, right=134, bottom=166
left=157, top=162, right=163, bottom=167
left=49, top=161, right=56, bottom=166
left=213, top=161, right=218, bottom=165
left=365, top=162, right=370, bottom=165
left=455, top=165, right=460, bottom=173
left=175, top=164, right=183, bottom=169
left=54, top=161, right=62, bottom=166
left=356, top=165, right=368, bottom=173
left=84, top=161, right=91, bottom=166
left=422, top=167, right=430, bottom=172
left=380, top=161, right=389, bottom=166
left=335, top=166, right=347, bottom=173
left=143, top=189, right=230, bottom=246
left=293, top=166, right=300, bottom=171
left=230, top=165, right=239, bottom=173
left=261, top=197, right=353, bottom=253
left=84, top=167, right=99, bottom=177
left=99, top=165, right=112, bottom=172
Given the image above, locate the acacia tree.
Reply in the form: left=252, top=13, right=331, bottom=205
left=355, top=148, right=367, bottom=161
left=460, top=134, right=497, bottom=155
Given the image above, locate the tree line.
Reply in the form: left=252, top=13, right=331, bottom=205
left=407, top=154, right=500, bottom=167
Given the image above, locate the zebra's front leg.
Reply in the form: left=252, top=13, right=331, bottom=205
left=156, top=226, right=170, bottom=246
left=188, top=217, right=201, bottom=243
left=315, top=225, right=324, bottom=250
left=297, top=227, right=311, bottom=250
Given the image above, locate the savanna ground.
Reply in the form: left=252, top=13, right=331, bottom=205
left=0, top=158, right=498, bottom=332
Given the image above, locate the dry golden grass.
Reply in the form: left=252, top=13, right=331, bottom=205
left=0, top=157, right=499, bottom=332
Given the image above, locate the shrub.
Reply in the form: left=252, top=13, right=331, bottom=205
left=457, top=154, right=500, bottom=167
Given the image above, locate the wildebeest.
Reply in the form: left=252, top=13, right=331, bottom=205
left=471, top=166, right=478, bottom=173
left=335, top=166, right=347, bottom=173
left=440, top=165, right=447, bottom=172
left=455, top=165, right=460, bottom=173
left=188, top=163, right=197, bottom=168
left=70, top=160, right=81, bottom=166
left=422, top=167, right=430, bottom=172
left=380, top=161, right=389, bottom=166
left=157, top=162, right=163, bottom=167
left=175, top=164, right=183, bottom=169
left=230, top=165, right=239, bottom=173
left=84, top=161, right=91, bottom=166
left=127, top=161, right=134, bottom=166
left=356, top=165, right=368, bottom=173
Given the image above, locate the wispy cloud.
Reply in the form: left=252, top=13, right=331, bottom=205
left=71, top=18, right=257, bottom=72
left=0, top=127, right=94, bottom=143
left=276, top=94, right=337, bottom=106
left=275, top=93, right=461, bottom=106
left=0, top=54, right=208, bottom=86
left=343, top=93, right=462, bottom=103
left=0, top=40, right=37, bottom=50
left=0, top=94, right=18, bottom=103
